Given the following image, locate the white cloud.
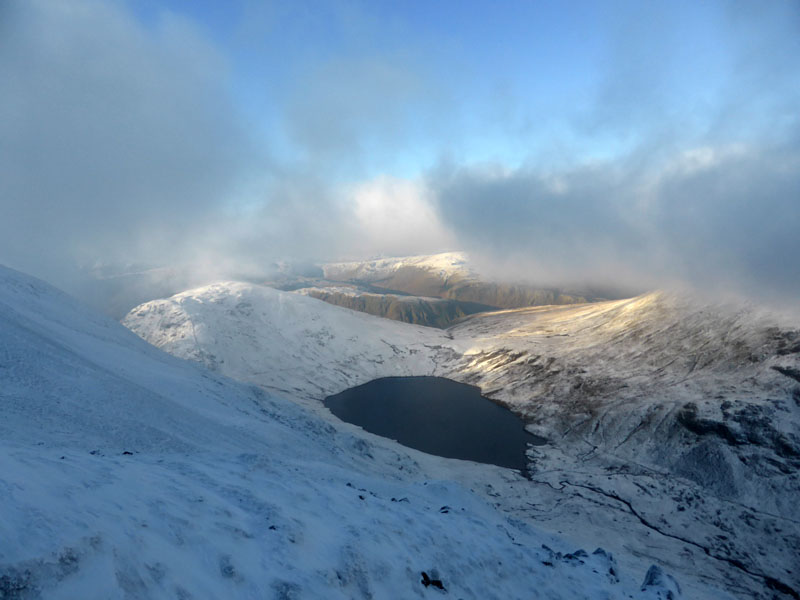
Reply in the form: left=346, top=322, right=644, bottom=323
left=431, top=137, right=800, bottom=303
left=0, top=0, right=256, bottom=287
left=348, top=175, right=455, bottom=257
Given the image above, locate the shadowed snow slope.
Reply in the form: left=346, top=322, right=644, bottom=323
left=124, top=282, right=800, bottom=599
left=1, top=264, right=696, bottom=599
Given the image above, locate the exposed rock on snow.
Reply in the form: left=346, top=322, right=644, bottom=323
left=641, top=565, right=682, bottom=599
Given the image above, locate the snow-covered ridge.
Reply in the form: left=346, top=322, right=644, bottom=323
left=122, top=281, right=451, bottom=401
left=322, top=251, right=471, bottom=283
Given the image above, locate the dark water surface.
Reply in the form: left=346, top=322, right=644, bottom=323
left=324, top=376, right=544, bottom=472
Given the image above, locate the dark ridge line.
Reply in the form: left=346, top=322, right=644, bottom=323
left=772, top=366, right=800, bottom=385
left=562, top=481, right=799, bottom=599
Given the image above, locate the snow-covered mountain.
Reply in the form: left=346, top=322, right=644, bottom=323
left=322, top=252, right=472, bottom=284
left=1, top=264, right=696, bottom=599
left=124, top=281, right=800, bottom=599
left=320, top=252, right=598, bottom=309
left=122, top=281, right=451, bottom=402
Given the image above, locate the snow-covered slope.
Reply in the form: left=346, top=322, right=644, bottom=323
left=124, top=283, right=800, bottom=599
left=3, top=265, right=691, bottom=599
left=448, top=292, right=800, bottom=512
left=445, top=292, right=800, bottom=599
left=122, top=281, right=452, bottom=401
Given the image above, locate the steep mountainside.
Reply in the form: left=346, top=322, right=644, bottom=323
left=1, top=265, right=688, bottom=599
left=125, top=283, right=800, bottom=599
left=297, top=286, right=494, bottom=328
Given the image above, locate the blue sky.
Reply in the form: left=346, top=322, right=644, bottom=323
left=1, top=0, right=799, bottom=303
left=123, top=0, right=787, bottom=176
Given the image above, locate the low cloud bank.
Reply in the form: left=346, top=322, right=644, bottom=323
left=0, top=0, right=259, bottom=292
left=2, top=0, right=799, bottom=312
left=430, top=138, right=800, bottom=305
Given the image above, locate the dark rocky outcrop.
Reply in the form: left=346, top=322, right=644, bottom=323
left=356, top=266, right=596, bottom=309
left=773, top=365, right=800, bottom=384
left=677, top=402, right=800, bottom=461
left=420, top=571, right=446, bottom=591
